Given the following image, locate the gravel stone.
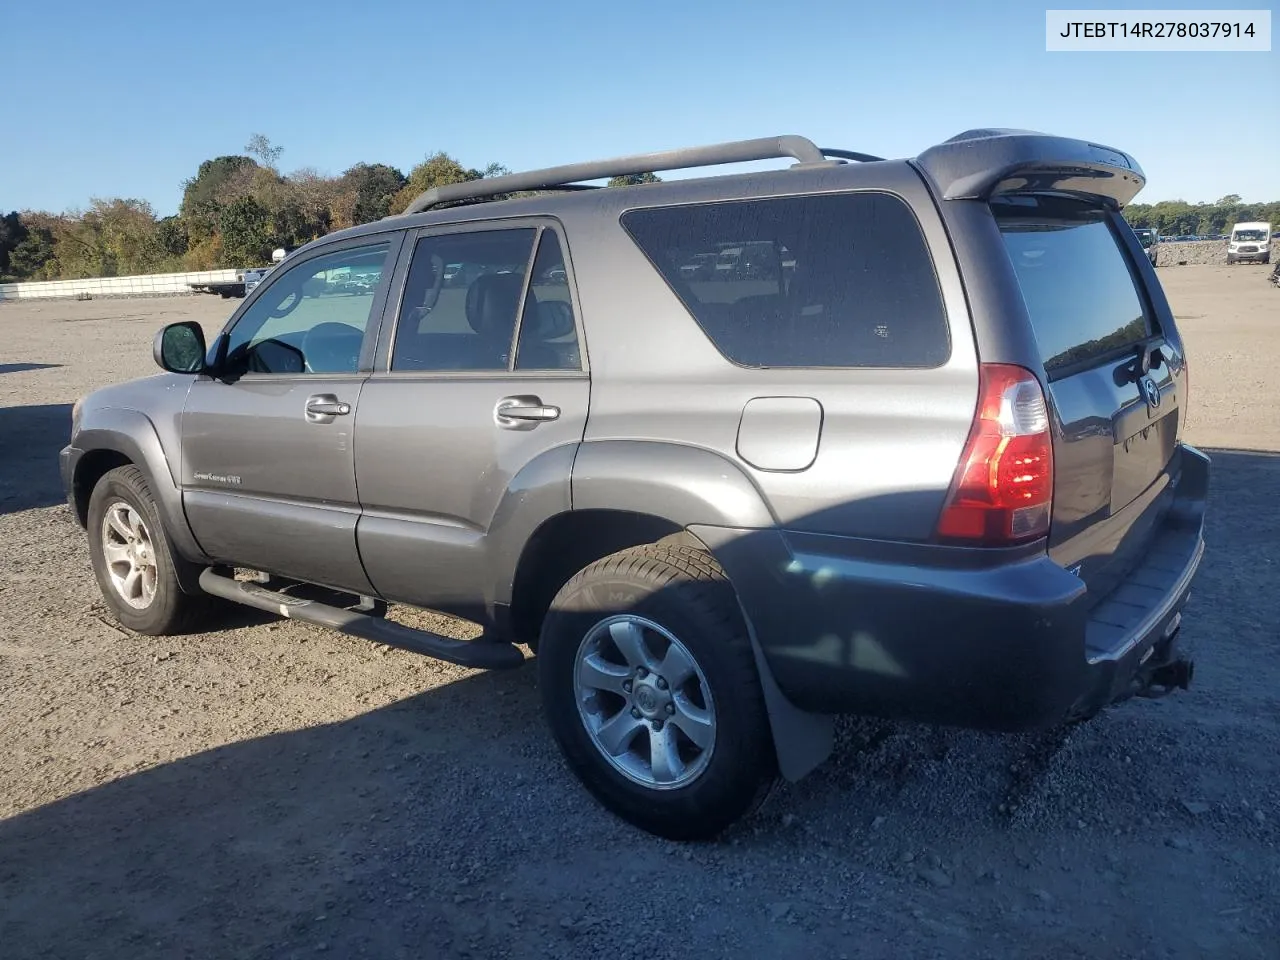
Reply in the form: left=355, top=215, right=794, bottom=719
left=1, top=268, right=1278, bottom=958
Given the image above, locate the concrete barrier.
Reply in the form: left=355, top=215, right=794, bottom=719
left=0, top=269, right=240, bottom=302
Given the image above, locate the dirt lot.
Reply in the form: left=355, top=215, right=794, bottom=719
left=1, top=265, right=1278, bottom=960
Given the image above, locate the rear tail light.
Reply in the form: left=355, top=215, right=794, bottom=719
left=936, top=363, right=1054, bottom=546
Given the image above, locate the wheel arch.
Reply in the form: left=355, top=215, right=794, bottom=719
left=73, top=408, right=209, bottom=590
left=504, top=512, right=834, bottom=784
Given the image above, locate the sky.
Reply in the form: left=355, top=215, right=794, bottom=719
left=2, top=0, right=1276, bottom=216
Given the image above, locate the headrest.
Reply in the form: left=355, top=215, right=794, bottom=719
left=528, top=299, right=576, bottom=340
left=465, top=272, right=525, bottom=336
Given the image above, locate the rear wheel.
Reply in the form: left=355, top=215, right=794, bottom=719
left=537, top=544, right=777, bottom=840
left=87, top=465, right=211, bottom=635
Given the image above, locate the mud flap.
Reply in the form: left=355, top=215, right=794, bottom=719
left=742, top=613, right=835, bottom=782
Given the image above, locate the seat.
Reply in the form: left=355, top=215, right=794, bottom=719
left=463, top=272, right=525, bottom=369
left=301, top=322, right=364, bottom=373
left=516, top=298, right=580, bottom=370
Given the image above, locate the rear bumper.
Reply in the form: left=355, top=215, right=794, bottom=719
left=692, top=444, right=1210, bottom=732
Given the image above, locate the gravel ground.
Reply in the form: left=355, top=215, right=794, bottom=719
left=1, top=266, right=1278, bottom=960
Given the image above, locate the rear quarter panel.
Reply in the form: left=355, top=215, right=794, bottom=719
left=562, top=162, right=980, bottom=543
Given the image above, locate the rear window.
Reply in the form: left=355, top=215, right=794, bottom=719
left=621, top=192, right=949, bottom=368
left=994, top=197, right=1152, bottom=377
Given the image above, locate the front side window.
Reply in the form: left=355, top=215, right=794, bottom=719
left=222, top=241, right=391, bottom=376
left=621, top=192, right=950, bottom=368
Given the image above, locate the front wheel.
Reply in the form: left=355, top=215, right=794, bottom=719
left=537, top=544, right=777, bottom=840
left=87, top=465, right=211, bottom=635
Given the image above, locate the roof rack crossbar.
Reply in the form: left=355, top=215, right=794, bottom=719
left=820, top=147, right=886, bottom=163
left=402, top=135, right=840, bottom=215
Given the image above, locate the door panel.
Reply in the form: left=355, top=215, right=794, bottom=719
left=180, top=237, right=399, bottom=593
left=353, top=222, right=590, bottom=614
left=354, top=377, right=589, bottom=612
left=182, top=376, right=373, bottom=592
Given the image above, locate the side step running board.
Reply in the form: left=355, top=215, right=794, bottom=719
left=198, top=569, right=525, bottom=670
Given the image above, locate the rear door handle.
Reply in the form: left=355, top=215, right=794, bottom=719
left=495, top=395, right=560, bottom=428
left=305, top=394, right=352, bottom=422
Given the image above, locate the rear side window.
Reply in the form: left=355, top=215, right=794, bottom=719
left=621, top=192, right=949, bottom=368
left=391, top=228, right=536, bottom=372
left=993, top=197, right=1152, bottom=377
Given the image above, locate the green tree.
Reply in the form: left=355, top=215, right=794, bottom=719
left=389, top=153, right=507, bottom=214
left=155, top=216, right=189, bottom=258
left=607, top=172, right=662, bottom=187
left=7, top=227, right=56, bottom=280
left=180, top=156, right=259, bottom=217
left=342, top=162, right=408, bottom=225
left=0, top=211, right=28, bottom=278
left=219, top=196, right=273, bottom=266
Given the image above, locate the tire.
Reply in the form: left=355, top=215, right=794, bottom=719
left=537, top=544, right=777, bottom=840
left=87, top=465, right=210, bottom=635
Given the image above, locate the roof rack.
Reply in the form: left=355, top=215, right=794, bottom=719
left=819, top=148, right=886, bottom=164
left=399, top=135, right=880, bottom=216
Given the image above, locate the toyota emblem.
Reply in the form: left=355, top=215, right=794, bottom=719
left=1140, top=376, right=1161, bottom=410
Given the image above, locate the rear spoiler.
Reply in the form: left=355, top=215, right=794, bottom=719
left=912, top=128, right=1146, bottom=209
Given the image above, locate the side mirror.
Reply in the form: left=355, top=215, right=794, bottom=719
left=153, top=321, right=208, bottom=373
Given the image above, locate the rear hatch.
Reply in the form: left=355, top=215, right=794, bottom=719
left=992, top=195, right=1186, bottom=608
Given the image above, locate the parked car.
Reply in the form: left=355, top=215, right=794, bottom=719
left=62, top=130, right=1208, bottom=840
left=1132, top=226, right=1159, bottom=266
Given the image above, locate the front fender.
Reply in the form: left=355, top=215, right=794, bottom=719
left=70, top=406, right=208, bottom=568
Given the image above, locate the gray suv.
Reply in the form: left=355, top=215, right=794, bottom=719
left=62, top=130, right=1209, bottom=840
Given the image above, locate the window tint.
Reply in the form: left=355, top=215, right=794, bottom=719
left=223, top=242, right=390, bottom=375
left=621, top=192, right=949, bottom=368
left=391, top=228, right=537, bottom=372
left=515, top=231, right=581, bottom=371
left=993, top=197, right=1151, bottom=377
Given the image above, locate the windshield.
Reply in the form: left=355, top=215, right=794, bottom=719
left=1134, top=229, right=1155, bottom=248
left=1233, top=229, right=1267, bottom=242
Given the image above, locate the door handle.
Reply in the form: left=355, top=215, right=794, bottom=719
left=305, top=394, right=352, bottom=422
left=494, top=395, right=560, bottom=428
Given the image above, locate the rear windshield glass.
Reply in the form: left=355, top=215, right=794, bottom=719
left=621, top=192, right=949, bottom=368
left=994, top=197, right=1151, bottom=377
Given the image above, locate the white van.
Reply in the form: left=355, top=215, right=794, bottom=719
left=1227, top=221, right=1272, bottom=265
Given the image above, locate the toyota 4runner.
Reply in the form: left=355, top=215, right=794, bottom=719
left=62, top=130, right=1210, bottom=840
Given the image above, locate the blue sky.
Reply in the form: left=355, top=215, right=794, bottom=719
left=3, top=0, right=1275, bottom=215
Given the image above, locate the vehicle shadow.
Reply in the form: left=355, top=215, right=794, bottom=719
left=0, top=664, right=552, bottom=959
left=0, top=363, right=61, bottom=375
left=0, top=403, right=71, bottom=515
left=0, top=447, right=1274, bottom=958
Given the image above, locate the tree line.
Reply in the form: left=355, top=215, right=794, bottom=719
left=0, top=134, right=662, bottom=282
left=0, top=136, right=1271, bottom=283
left=1124, top=195, right=1278, bottom=237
